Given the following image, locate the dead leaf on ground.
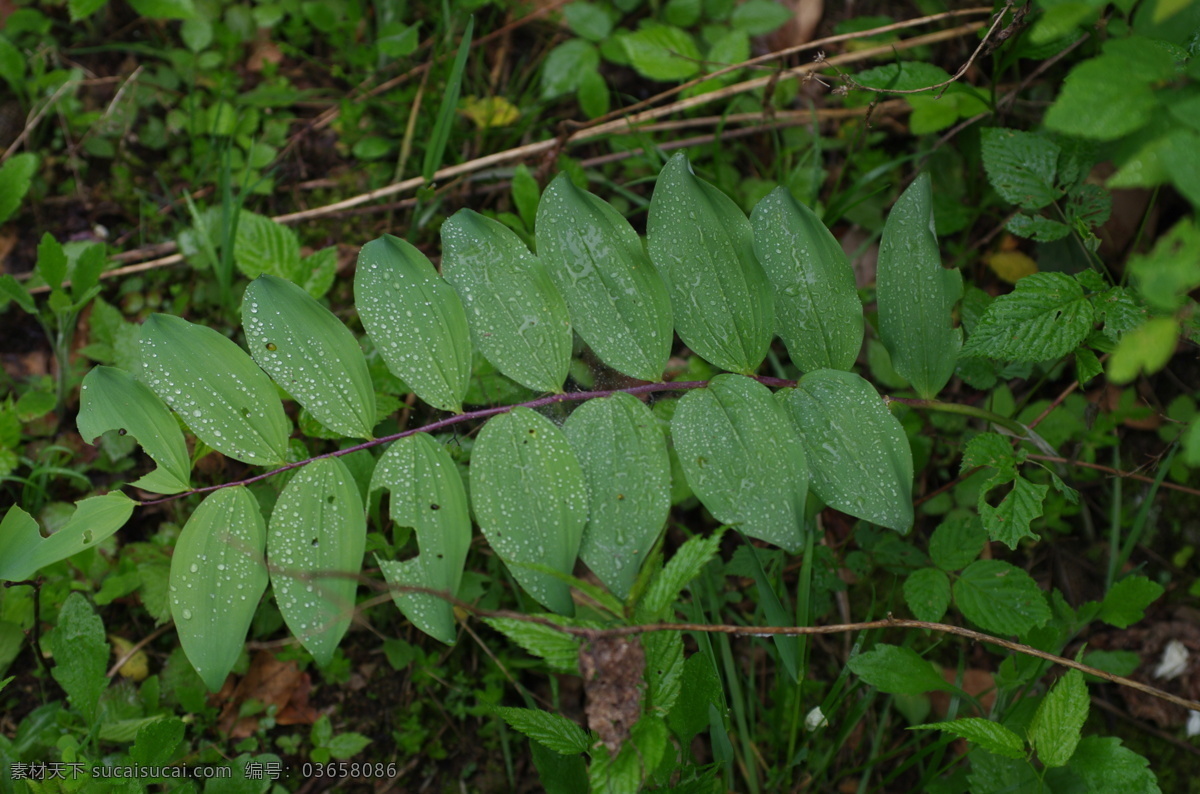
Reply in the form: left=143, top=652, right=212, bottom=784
left=215, top=651, right=319, bottom=738
left=580, top=636, right=644, bottom=754
left=765, top=0, right=823, bottom=54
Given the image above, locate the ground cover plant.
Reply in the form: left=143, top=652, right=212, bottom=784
left=1, top=0, right=1199, bottom=791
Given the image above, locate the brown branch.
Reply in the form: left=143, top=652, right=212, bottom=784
left=1026, top=454, right=1200, bottom=497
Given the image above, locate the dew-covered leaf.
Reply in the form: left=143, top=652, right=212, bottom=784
left=778, top=370, right=913, bottom=532
left=647, top=153, right=775, bottom=374
left=354, top=235, right=472, bottom=413
left=139, top=314, right=289, bottom=465
left=268, top=458, right=366, bottom=666
left=751, top=188, right=863, bottom=372
left=0, top=494, right=135, bottom=581
left=243, top=274, right=376, bottom=439
left=961, top=272, right=1095, bottom=363
left=563, top=392, right=670, bottom=598
left=471, top=407, right=588, bottom=614
left=441, top=209, right=572, bottom=393
left=372, top=433, right=471, bottom=644
left=672, top=375, right=807, bottom=552
left=876, top=173, right=963, bottom=399
left=78, top=366, right=191, bottom=494
left=170, top=487, right=268, bottom=691
left=537, top=174, right=673, bottom=382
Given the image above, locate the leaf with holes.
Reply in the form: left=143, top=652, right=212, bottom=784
left=0, top=493, right=135, bottom=581
left=355, top=235, right=472, bottom=413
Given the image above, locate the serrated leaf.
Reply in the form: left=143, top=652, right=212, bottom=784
left=243, top=274, right=375, bottom=439
left=904, top=567, right=951, bottom=622
left=954, top=559, right=1050, bottom=636
left=494, top=707, right=590, bottom=755
left=48, top=593, right=108, bottom=722
left=644, top=630, right=684, bottom=715
left=981, top=129, right=1063, bottom=210
left=981, top=475, right=1048, bottom=549
left=928, top=514, right=986, bottom=571
left=78, top=366, right=191, bottom=494
left=779, top=370, right=913, bottom=532
left=36, top=233, right=67, bottom=293
left=484, top=616, right=581, bottom=673
left=848, top=644, right=956, bottom=694
left=563, top=393, right=670, bottom=599
left=910, top=718, right=1025, bottom=759
left=0, top=494, right=134, bottom=581
left=1099, top=575, right=1164, bottom=629
left=1107, top=317, right=1179, bottom=383
left=961, top=432, right=1018, bottom=476
left=269, top=458, right=366, bottom=667
left=441, top=209, right=572, bottom=393
left=647, top=153, right=775, bottom=374
left=139, top=314, right=289, bottom=465
left=876, top=173, right=962, bottom=399
left=667, top=652, right=723, bottom=744
left=962, top=273, right=1095, bottom=362
left=673, top=375, right=807, bottom=552
left=751, top=188, right=863, bottom=372
left=0, top=152, right=38, bottom=225
left=1029, top=670, right=1088, bottom=768
left=1059, top=737, right=1160, bottom=793
left=472, top=408, right=588, bottom=614
left=621, top=23, right=701, bottom=81
left=638, top=529, right=724, bottom=620
left=1006, top=214, right=1072, bottom=242
left=536, top=174, right=673, bottom=382
left=372, top=433, right=471, bottom=644
left=234, top=210, right=301, bottom=281
left=170, top=487, right=268, bottom=691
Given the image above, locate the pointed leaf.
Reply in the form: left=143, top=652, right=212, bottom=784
left=1029, top=670, right=1088, bottom=768
left=139, top=314, right=289, bottom=465
left=371, top=433, right=471, bottom=644
left=233, top=210, right=301, bottom=281
left=961, top=272, right=1095, bottom=362
left=494, top=707, right=590, bottom=755
left=0, top=152, right=38, bottom=225
left=170, top=487, right=268, bottom=691
left=672, top=375, right=807, bottom=552
left=954, top=559, right=1051, bottom=636
left=471, top=407, right=588, bottom=614
left=647, top=153, right=775, bottom=374
left=0, top=494, right=135, bottom=581
left=848, top=644, right=957, bottom=695
left=47, top=594, right=108, bottom=723
left=876, top=173, right=963, bottom=398
left=563, top=393, right=670, bottom=598
left=268, top=458, right=366, bottom=666
left=243, top=274, right=375, bottom=439
left=536, top=174, right=673, bottom=382
left=441, top=209, right=572, bottom=393
left=78, top=366, right=191, bottom=494
left=910, top=718, right=1026, bottom=759
left=484, top=616, right=581, bottom=673
left=354, top=235, right=472, bottom=413
left=638, top=529, right=725, bottom=620
left=751, top=187, right=864, bottom=372
left=779, top=369, right=913, bottom=531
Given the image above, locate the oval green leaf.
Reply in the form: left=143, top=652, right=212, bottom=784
left=78, top=366, right=191, bottom=494
left=268, top=458, right=366, bottom=666
left=536, top=174, right=673, bottom=382
left=751, top=187, right=863, bottom=372
left=0, top=493, right=135, bottom=581
left=170, top=487, right=268, bottom=691
left=243, top=274, right=376, bottom=439
left=139, top=314, right=289, bottom=465
left=876, top=173, right=962, bottom=399
left=441, top=209, right=572, bottom=394
left=672, top=374, right=807, bottom=552
left=778, top=369, right=913, bottom=532
left=354, top=235, right=472, bottom=413
left=563, top=392, right=670, bottom=598
left=471, top=407, right=588, bottom=614
left=647, top=153, right=775, bottom=374
left=371, top=433, right=471, bottom=644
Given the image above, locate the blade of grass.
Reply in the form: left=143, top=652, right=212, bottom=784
left=422, top=15, right=474, bottom=183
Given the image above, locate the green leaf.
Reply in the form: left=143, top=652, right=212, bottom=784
left=981, top=474, right=1048, bottom=549
left=530, top=739, right=589, bottom=794
left=904, top=567, right=951, bottom=622
left=69, top=0, right=108, bottom=21
left=1127, top=218, right=1200, bottom=313
left=981, top=129, right=1063, bottom=210
left=622, top=23, right=701, bottom=81
left=648, top=153, right=775, bottom=374
left=962, top=432, right=1017, bottom=476
left=1107, top=317, right=1179, bottom=383
left=638, top=529, right=725, bottom=620
left=928, top=514, right=986, bottom=571
left=751, top=187, right=864, bottom=372
left=0, top=274, right=35, bottom=314
left=139, top=314, right=290, bottom=465
left=910, top=717, right=1026, bottom=759
left=673, top=375, right=807, bottom=552
left=645, top=630, right=684, bottom=715
left=269, top=458, right=366, bottom=667
left=563, top=1, right=612, bottom=41
left=494, top=707, right=590, bottom=755
left=483, top=616, right=580, bottom=673
left=441, top=209, right=572, bottom=393
left=1029, top=670, right=1088, bottom=768
left=512, top=164, right=541, bottom=232
left=233, top=210, right=302, bottom=282
left=170, top=487, right=268, bottom=691
left=536, top=174, right=673, bottom=382
left=854, top=61, right=951, bottom=92
left=48, top=593, right=108, bottom=723
left=730, top=0, right=792, bottom=34
left=1058, top=737, right=1160, bottom=793
left=667, top=652, right=723, bottom=745
left=1099, top=575, right=1164, bottom=629
left=962, top=273, right=1095, bottom=362
left=1006, top=213, right=1072, bottom=242
left=354, top=235, right=472, bottom=413
left=563, top=393, right=670, bottom=599
left=577, top=68, right=609, bottom=119
left=848, top=644, right=956, bottom=695
left=128, top=0, right=195, bottom=18
left=0, top=494, right=135, bottom=581
left=422, top=16, right=472, bottom=182
left=779, top=370, right=913, bottom=532
left=130, top=716, right=184, bottom=765
left=954, top=559, right=1051, bottom=636
left=1044, top=40, right=1172, bottom=140
left=325, top=731, right=372, bottom=760
left=0, top=152, right=38, bottom=225
left=472, top=407, right=588, bottom=614
left=541, top=40, right=600, bottom=99
left=78, top=366, right=191, bottom=494
left=372, top=433, right=471, bottom=644
left=299, top=246, right=338, bottom=299
left=876, top=173, right=962, bottom=399
left=243, top=274, right=375, bottom=439
left=36, top=232, right=68, bottom=293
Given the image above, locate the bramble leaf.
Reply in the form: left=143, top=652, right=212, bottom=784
left=911, top=718, right=1025, bottom=759
left=962, top=273, right=1095, bottom=363
left=1029, top=670, right=1088, bottom=768
left=954, top=560, right=1051, bottom=636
